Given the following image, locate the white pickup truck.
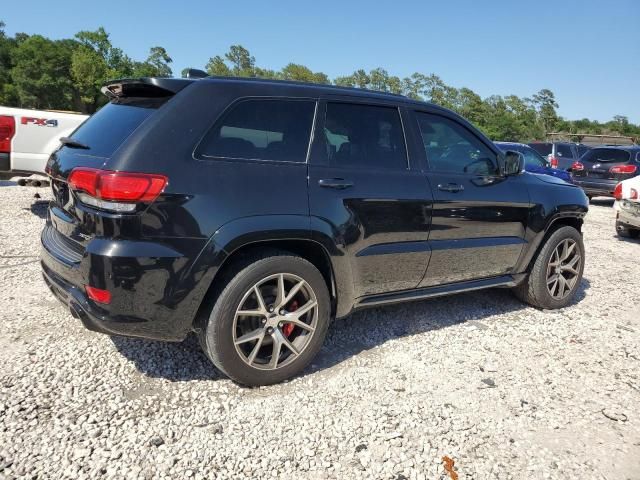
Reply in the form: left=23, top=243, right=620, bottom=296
left=0, top=106, right=88, bottom=175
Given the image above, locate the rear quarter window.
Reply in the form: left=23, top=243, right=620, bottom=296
left=196, top=98, right=316, bottom=163
left=67, top=98, right=162, bottom=158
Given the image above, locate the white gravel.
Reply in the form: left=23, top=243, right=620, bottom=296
left=1, top=182, right=639, bottom=480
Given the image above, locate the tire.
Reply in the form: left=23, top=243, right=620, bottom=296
left=513, top=226, right=584, bottom=309
left=199, top=251, right=331, bottom=386
left=616, top=221, right=640, bottom=239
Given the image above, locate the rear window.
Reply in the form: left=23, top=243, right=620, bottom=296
left=68, top=98, right=161, bottom=158
left=197, top=99, right=316, bottom=163
left=556, top=144, right=574, bottom=158
left=582, top=148, right=631, bottom=163
left=529, top=143, right=552, bottom=156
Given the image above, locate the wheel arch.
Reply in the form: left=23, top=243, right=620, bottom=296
left=190, top=215, right=351, bottom=333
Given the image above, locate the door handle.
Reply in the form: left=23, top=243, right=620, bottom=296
left=318, top=178, right=354, bottom=189
left=437, top=183, right=464, bottom=193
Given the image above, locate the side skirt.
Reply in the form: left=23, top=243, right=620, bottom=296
left=353, top=274, right=524, bottom=310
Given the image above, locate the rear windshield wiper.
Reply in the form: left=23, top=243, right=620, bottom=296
left=59, top=137, right=90, bottom=150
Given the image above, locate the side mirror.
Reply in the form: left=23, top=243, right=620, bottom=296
left=503, top=150, right=524, bottom=176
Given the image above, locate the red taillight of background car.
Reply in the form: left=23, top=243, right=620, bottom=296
left=85, top=285, right=112, bottom=304
left=0, top=115, right=16, bottom=154
left=609, top=164, right=637, bottom=175
left=68, top=168, right=168, bottom=211
left=614, top=183, right=623, bottom=200
left=570, top=161, right=584, bottom=171
left=549, top=156, right=559, bottom=168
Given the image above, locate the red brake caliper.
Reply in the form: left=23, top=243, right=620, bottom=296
left=282, top=300, right=298, bottom=337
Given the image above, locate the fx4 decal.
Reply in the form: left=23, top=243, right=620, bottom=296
left=21, top=117, right=58, bottom=127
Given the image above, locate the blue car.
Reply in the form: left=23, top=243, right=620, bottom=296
left=495, top=142, right=573, bottom=183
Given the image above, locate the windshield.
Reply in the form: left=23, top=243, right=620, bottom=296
left=67, top=98, right=162, bottom=158
left=582, top=148, right=631, bottom=163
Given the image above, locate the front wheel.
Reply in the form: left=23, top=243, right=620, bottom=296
left=200, top=252, right=331, bottom=386
left=513, top=226, right=585, bottom=309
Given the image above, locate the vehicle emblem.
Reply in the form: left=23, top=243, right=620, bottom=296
left=21, top=117, right=58, bottom=127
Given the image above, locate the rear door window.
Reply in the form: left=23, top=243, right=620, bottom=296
left=322, top=102, right=408, bottom=170
left=197, top=99, right=316, bottom=163
left=556, top=144, right=574, bottom=158
left=67, top=98, right=161, bottom=158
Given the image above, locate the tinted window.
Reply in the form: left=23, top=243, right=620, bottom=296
left=198, top=99, right=316, bottom=162
left=529, top=143, right=552, bottom=156
left=556, top=144, right=574, bottom=158
left=519, top=146, right=547, bottom=167
left=577, top=144, right=590, bottom=157
left=416, top=112, right=498, bottom=175
left=582, top=148, right=631, bottom=163
left=68, top=99, right=160, bottom=158
left=323, top=103, right=407, bottom=170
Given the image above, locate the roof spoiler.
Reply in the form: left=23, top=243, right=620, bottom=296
left=101, top=77, right=193, bottom=99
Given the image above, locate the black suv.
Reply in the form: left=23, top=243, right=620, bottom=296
left=571, top=146, right=640, bottom=198
left=41, top=77, right=588, bottom=386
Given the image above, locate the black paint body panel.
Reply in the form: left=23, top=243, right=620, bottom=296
left=41, top=77, right=588, bottom=340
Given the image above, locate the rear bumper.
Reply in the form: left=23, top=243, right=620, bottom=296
left=40, top=218, right=223, bottom=342
left=616, top=201, right=640, bottom=230
left=573, top=178, right=617, bottom=197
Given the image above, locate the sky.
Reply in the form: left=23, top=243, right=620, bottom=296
left=4, top=0, right=639, bottom=123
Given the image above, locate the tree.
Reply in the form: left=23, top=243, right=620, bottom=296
left=0, top=21, right=19, bottom=105
left=11, top=35, right=76, bottom=109
left=133, top=46, right=173, bottom=78
left=206, top=55, right=232, bottom=76
left=225, top=45, right=255, bottom=76
left=532, top=89, right=559, bottom=134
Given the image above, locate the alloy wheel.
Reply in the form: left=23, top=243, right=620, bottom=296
left=546, top=238, right=581, bottom=300
left=232, top=273, right=318, bottom=370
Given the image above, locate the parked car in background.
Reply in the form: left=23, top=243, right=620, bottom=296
left=571, top=146, right=640, bottom=199
left=528, top=142, right=590, bottom=171
left=614, top=175, right=640, bottom=238
left=0, top=106, right=88, bottom=175
left=495, top=142, right=572, bottom=183
left=41, top=76, right=588, bottom=386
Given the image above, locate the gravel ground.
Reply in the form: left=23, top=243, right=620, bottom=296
left=0, top=182, right=639, bottom=480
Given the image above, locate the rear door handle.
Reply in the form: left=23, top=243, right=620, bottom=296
left=437, top=183, right=464, bottom=193
left=318, top=178, right=354, bottom=189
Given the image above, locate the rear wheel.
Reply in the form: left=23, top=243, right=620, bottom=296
left=616, top=221, right=640, bottom=239
left=513, top=226, right=584, bottom=309
left=200, top=252, right=330, bottom=386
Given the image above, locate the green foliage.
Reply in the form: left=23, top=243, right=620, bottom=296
left=10, top=35, right=77, bottom=110
left=0, top=22, right=637, bottom=141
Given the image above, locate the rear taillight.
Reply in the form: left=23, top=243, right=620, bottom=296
left=549, top=156, right=559, bottom=168
left=570, top=161, right=584, bottom=171
left=68, top=168, right=168, bottom=212
left=614, top=183, right=623, bottom=200
left=631, top=188, right=639, bottom=200
left=0, top=115, right=16, bottom=154
left=85, top=285, right=111, bottom=304
left=609, top=164, right=637, bottom=175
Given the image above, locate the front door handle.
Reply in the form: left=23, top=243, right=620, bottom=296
left=318, top=178, right=354, bottom=190
left=437, top=183, right=464, bottom=193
